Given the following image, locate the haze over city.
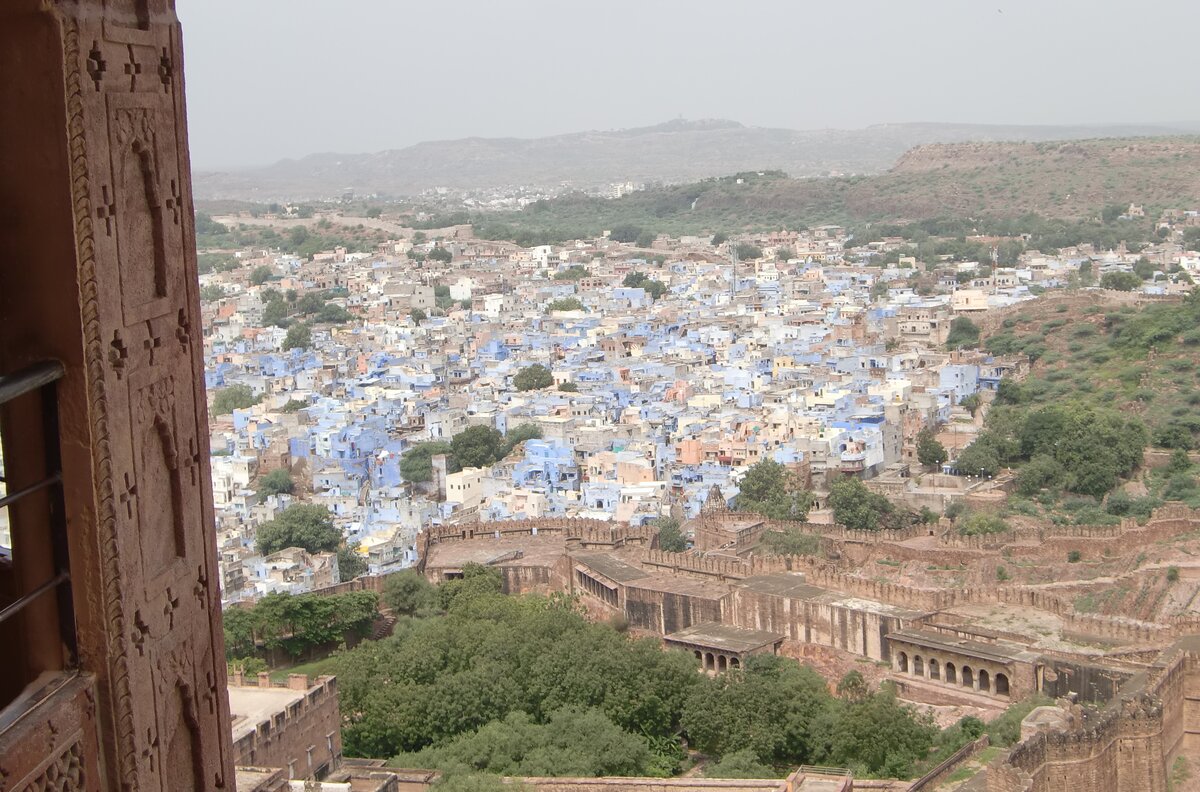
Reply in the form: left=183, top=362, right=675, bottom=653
left=181, top=0, right=1200, bottom=169
left=8, top=2, right=1200, bottom=792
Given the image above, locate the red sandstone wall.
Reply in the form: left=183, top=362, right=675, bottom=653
left=231, top=677, right=342, bottom=780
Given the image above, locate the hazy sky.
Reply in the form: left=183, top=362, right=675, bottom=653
left=181, top=0, right=1199, bottom=170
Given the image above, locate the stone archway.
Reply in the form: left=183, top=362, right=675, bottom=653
left=962, top=666, right=974, bottom=688
left=929, top=658, right=940, bottom=680
left=913, top=655, right=924, bottom=676
left=945, top=662, right=957, bottom=683
left=995, top=672, right=1010, bottom=696
left=978, top=669, right=991, bottom=693
left=898, top=652, right=909, bottom=673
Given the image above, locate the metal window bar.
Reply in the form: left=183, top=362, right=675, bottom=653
left=0, top=360, right=76, bottom=666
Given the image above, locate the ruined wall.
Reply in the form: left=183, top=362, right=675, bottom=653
left=1036, top=660, right=1132, bottom=705
left=724, top=587, right=906, bottom=661
left=994, top=642, right=1200, bottom=792
left=623, top=585, right=724, bottom=635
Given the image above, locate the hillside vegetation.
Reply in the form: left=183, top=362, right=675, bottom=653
left=949, top=293, right=1200, bottom=525
left=327, top=566, right=1019, bottom=781
left=462, top=137, right=1200, bottom=241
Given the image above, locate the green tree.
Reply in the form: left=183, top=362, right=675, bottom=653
left=711, top=232, right=728, bottom=245
left=317, top=303, right=353, bottom=323
left=558, top=382, right=579, bottom=392
left=547, top=297, right=584, bottom=312
left=553, top=265, right=589, bottom=281
left=829, top=477, right=899, bottom=532
left=945, top=316, right=981, bottom=349
left=256, top=504, right=342, bottom=556
left=1101, top=271, right=1142, bottom=291
left=400, top=441, right=456, bottom=483
left=450, top=425, right=507, bottom=469
left=382, top=570, right=439, bottom=617
left=296, top=292, right=325, bottom=315
left=916, top=427, right=947, bottom=470
left=735, top=243, right=762, bottom=260
left=249, top=265, right=273, bottom=285
left=955, top=438, right=1002, bottom=478
left=258, top=468, right=295, bottom=497
left=283, top=323, right=312, bottom=350
left=200, top=284, right=224, bottom=302
left=1014, top=455, right=1064, bottom=496
left=642, top=280, right=668, bottom=301
left=760, top=528, right=821, bottom=556
left=956, top=512, right=1009, bottom=536
left=428, top=246, right=453, bottom=263
left=397, top=708, right=660, bottom=778
left=836, top=671, right=869, bottom=704
left=263, top=297, right=290, bottom=327
left=818, top=683, right=938, bottom=777
left=514, top=364, right=554, bottom=392
left=623, top=271, right=649, bottom=288
left=410, top=308, right=427, bottom=324
left=609, top=224, right=643, bottom=243
left=654, top=517, right=687, bottom=553
left=681, top=654, right=835, bottom=767
left=1133, top=257, right=1157, bottom=280
left=366, top=207, right=382, bottom=219
left=735, top=459, right=813, bottom=521
left=705, top=749, right=774, bottom=779
left=503, top=424, right=544, bottom=454
left=635, top=230, right=656, bottom=248
left=338, top=544, right=368, bottom=580
left=959, top=393, right=982, bottom=416
left=211, top=384, right=259, bottom=415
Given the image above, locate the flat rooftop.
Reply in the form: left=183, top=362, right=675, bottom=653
left=666, top=622, right=784, bottom=653
left=888, top=628, right=1038, bottom=664
left=228, top=685, right=307, bottom=742
left=736, top=574, right=927, bottom=619
left=575, top=553, right=650, bottom=584
left=424, top=535, right=567, bottom=569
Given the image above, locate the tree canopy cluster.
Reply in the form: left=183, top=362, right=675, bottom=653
left=653, top=517, right=687, bottom=552
left=945, top=317, right=980, bottom=349
left=258, top=468, right=295, bottom=497
left=514, top=364, right=554, bottom=391
left=330, top=566, right=953, bottom=779
left=400, top=424, right=544, bottom=483
left=735, top=459, right=813, bottom=522
left=956, top=397, right=1147, bottom=497
left=262, top=288, right=353, bottom=330
left=223, top=590, right=378, bottom=662
left=622, top=271, right=668, bottom=300
left=916, top=427, right=948, bottom=470
left=255, top=503, right=366, bottom=579
left=828, top=476, right=918, bottom=532
left=547, top=297, right=585, bottom=312
left=552, top=265, right=590, bottom=281
left=211, top=384, right=261, bottom=415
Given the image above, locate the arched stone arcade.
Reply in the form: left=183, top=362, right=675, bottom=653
left=887, top=631, right=1015, bottom=699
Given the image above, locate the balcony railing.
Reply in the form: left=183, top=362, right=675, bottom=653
left=0, top=360, right=77, bottom=710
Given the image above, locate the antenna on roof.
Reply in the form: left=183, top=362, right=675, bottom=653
left=730, top=243, right=739, bottom=301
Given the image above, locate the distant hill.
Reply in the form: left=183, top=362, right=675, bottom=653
left=451, top=135, right=1200, bottom=241
left=191, top=119, right=1194, bottom=201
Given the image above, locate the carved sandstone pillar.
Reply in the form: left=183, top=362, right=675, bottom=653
left=0, top=2, right=234, bottom=790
